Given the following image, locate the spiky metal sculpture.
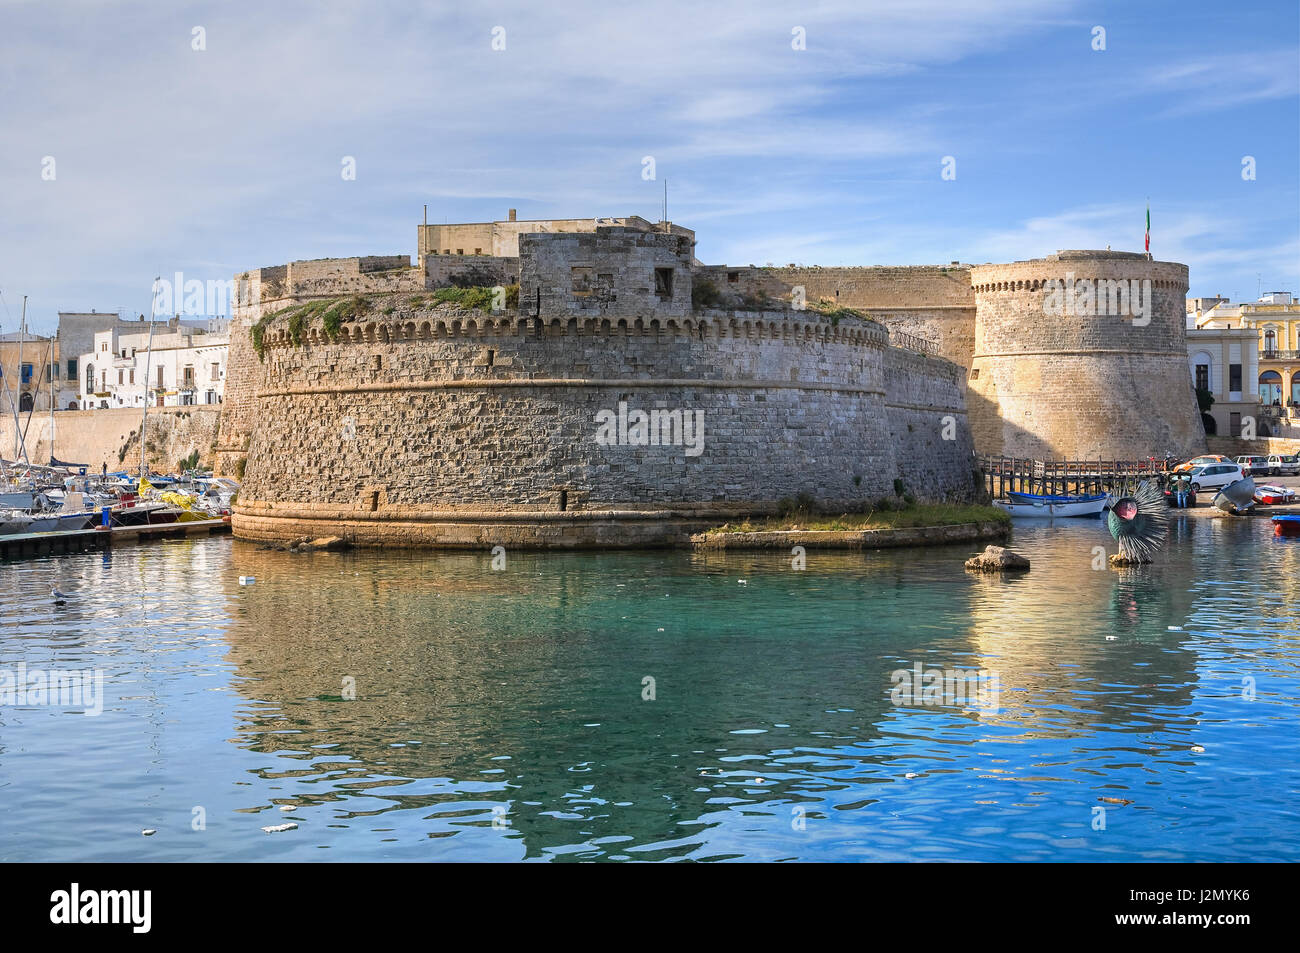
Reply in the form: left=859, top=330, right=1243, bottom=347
left=1106, top=480, right=1170, bottom=564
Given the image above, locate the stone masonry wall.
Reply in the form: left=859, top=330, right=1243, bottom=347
left=967, top=253, right=1205, bottom=460
left=231, top=303, right=977, bottom=547
left=521, top=227, right=695, bottom=319
left=1, top=405, right=221, bottom=472
left=692, top=264, right=977, bottom=368
left=883, top=347, right=978, bottom=499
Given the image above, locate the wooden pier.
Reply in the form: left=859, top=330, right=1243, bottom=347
left=0, top=518, right=231, bottom=561
left=979, top=456, right=1173, bottom=499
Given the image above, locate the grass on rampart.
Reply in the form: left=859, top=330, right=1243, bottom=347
left=252, top=285, right=523, bottom=360
left=703, top=502, right=1009, bottom=535
left=408, top=284, right=520, bottom=312
left=806, top=299, right=867, bottom=325
left=251, top=295, right=371, bottom=360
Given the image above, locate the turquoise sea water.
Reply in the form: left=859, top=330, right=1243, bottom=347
left=1, top=517, right=1298, bottom=861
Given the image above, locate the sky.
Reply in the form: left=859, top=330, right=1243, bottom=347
left=1, top=0, right=1297, bottom=334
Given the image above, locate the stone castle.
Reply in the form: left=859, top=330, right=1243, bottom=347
left=217, top=212, right=1204, bottom=547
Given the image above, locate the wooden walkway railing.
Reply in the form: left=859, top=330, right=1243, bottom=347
left=978, top=455, right=1173, bottom=498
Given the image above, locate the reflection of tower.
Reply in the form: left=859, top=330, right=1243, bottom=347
left=962, top=525, right=1199, bottom=739
left=968, top=251, right=1204, bottom=459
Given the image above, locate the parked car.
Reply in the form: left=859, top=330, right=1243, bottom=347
left=1235, top=455, right=1272, bottom=476
left=1174, top=454, right=1230, bottom=473
left=1189, top=462, right=1246, bottom=493
left=1270, top=454, right=1300, bottom=476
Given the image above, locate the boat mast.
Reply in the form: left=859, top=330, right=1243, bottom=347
left=138, top=279, right=160, bottom=479
left=48, top=328, right=55, bottom=463
left=14, top=296, right=29, bottom=465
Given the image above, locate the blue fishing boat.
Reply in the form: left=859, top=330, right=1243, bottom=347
left=1273, top=515, right=1300, bottom=538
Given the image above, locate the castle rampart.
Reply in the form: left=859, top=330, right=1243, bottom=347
left=217, top=216, right=1204, bottom=548
left=231, top=298, right=974, bottom=547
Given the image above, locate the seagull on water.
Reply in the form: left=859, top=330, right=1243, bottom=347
left=51, top=586, right=69, bottom=605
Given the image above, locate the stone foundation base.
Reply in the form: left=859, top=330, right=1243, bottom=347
left=232, top=503, right=750, bottom=550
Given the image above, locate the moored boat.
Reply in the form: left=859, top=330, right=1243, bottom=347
left=0, top=511, right=35, bottom=535
left=995, top=493, right=1109, bottom=518
left=1273, top=515, right=1300, bottom=537
left=26, top=512, right=95, bottom=533
left=1254, top=484, right=1297, bottom=506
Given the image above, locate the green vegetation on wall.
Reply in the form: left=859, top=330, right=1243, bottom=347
left=249, top=285, right=522, bottom=361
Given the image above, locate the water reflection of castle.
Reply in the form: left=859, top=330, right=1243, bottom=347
left=217, top=535, right=1213, bottom=856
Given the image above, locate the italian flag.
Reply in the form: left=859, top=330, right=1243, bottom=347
left=1145, top=204, right=1150, bottom=253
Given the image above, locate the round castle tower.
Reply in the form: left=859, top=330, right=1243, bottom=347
left=966, top=251, right=1204, bottom=460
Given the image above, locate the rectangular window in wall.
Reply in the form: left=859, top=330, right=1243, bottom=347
left=20, top=363, right=32, bottom=384
left=67, top=358, right=77, bottom=377
left=1230, top=412, right=1242, bottom=437
left=654, top=268, right=674, bottom=298
left=1195, top=365, right=1209, bottom=391
left=1229, top=364, right=1242, bottom=392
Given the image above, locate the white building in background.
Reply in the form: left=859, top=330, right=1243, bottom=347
left=77, top=317, right=229, bottom=409
left=1187, top=296, right=1260, bottom=438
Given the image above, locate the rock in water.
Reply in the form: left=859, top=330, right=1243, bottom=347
left=294, top=536, right=350, bottom=552
left=964, top=545, right=1030, bottom=572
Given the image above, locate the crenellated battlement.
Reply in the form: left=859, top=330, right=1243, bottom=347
left=252, top=305, right=891, bottom=352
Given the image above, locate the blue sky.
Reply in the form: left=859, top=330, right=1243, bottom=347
left=1, top=0, right=1296, bottom=334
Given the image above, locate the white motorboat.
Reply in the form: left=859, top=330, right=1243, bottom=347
left=0, top=511, right=36, bottom=535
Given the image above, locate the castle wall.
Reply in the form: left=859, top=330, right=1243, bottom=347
left=423, top=254, right=518, bottom=290
left=1, top=405, right=221, bottom=472
left=883, top=347, right=977, bottom=499
left=230, top=305, right=976, bottom=548
left=521, top=228, right=695, bottom=319
left=217, top=256, right=429, bottom=477
left=967, top=253, right=1205, bottom=460
left=692, top=265, right=977, bottom=368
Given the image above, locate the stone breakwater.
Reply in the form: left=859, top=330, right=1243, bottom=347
left=690, top=521, right=1010, bottom=551
left=231, top=307, right=978, bottom=548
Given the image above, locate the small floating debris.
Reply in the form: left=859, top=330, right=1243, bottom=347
left=737, top=579, right=747, bottom=585
left=904, top=773, right=918, bottom=779
left=1097, top=797, right=1133, bottom=806
left=261, top=822, right=298, bottom=833
left=141, top=829, right=156, bottom=836
left=279, top=805, right=295, bottom=812
left=1191, top=745, right=1205, bottom=753
left=1105, top=636, right=1117, bottom=641
left=1168, top=626, right=1182, bottom=631
left=657, top=627, right=665, bottom=632
left=238, top=576, right=255, bottom=585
